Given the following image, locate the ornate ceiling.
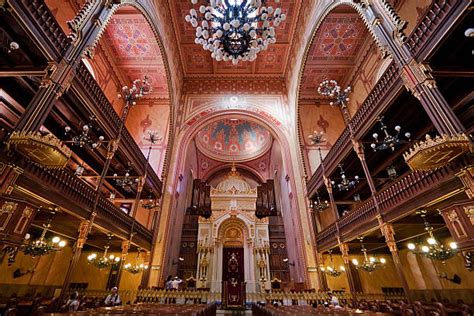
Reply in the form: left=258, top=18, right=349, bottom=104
left=195, top=118, right=273, bottom=163
left=103, top=7, right=169, bottom=99
left=169, top=0, right=301, bottom=77
left=299, top=7, right=370, bottom=100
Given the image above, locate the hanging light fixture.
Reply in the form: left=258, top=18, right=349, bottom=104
left=386, top=165, right=397, bottom=179
left=331, top=164, right=359, bottom=191
left=22, top=209, right=67, bottom=257
left=119, top=77, right=151, bottom=105
left=320, top=250, right=345, bottom=277
left=185, top=0, right=287, bottom=64
left=317, top=79, right=351, bottom=107
left=310, top=192, right=329, bottom=212
left=87, top=234, right=120, bottom=269
left=64, top=117, right=105, bottom=150
left=370, top=117, right=411, bottom=152
left=407, top=210, right=458, bottom=263
left=352, top=237, right=386, bottom=273
left=141, top=194, right=160, bottom=210
left=124, top=248, right=149, bottom=274
left=114, top=163, right=139, bottom=192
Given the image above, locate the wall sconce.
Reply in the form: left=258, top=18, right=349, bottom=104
left=386, top=165, right=397, bottom=179
left=353, top=194, right=361, bottom=201
left=283, top=258, right=295, bottom=266
left=172, top=257, right=184, bottom=265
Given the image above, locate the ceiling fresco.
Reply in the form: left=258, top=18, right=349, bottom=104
left=169, top=0, right=301, bottom=77
left=195, top=119, right=273, bottom=162
left=103, top=8, right=169, bottom=99
left=299, top=10, right=369, bottom=100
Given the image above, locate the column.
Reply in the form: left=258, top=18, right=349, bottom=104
left=380, top=223, right=412, bottom=302
left=339, top=243, right=361, bottom=296
left=315, top=252, right=329, bottom=291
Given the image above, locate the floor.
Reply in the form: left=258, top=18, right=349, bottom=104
left=216, top=310, right=252, bottom=315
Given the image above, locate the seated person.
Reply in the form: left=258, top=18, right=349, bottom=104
left=104, top=287, right=121, bottom=306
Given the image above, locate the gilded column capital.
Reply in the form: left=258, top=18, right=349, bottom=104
left=339, top=243, right=350, bottom=264
left=456, top=166, right=474, bottom=199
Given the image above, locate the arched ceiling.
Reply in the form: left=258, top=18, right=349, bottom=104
left=299, top=6, right=369, bottom=101
left=169, top=0, right=301, bottom=77
left=103, top=6, right=169, bottom=99
left=195, top=118, right=273, bottom=163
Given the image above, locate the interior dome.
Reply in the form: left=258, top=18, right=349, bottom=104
left=195, top=118, right=272, bottom=162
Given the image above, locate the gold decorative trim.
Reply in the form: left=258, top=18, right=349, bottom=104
left=6, top=131, right=71, bottom=169
left=403, top=134, right=472, bottom=171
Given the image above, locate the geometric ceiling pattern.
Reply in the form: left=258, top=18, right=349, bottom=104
left=169, top=0, right=301, bottom=77
left=195, top=118, right=273, bottom=163
left=299, top=8, right=369, bottom=100
left=103, top=7, right=169, bottom=99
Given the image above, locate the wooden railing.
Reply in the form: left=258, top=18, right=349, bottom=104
left=19, top=162, right=153, bottom=248
left=316, top=157, right=469, bottom=249
left=307, top=61, right=402, bottom=196
left=73, top=62, right=163, bottom=195
left=11, top=0, right=69, bottom=59
left=405, top=0, right=468, bottom=60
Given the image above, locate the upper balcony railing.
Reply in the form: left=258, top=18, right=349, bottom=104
left=306, top=61, right=402, bottom=196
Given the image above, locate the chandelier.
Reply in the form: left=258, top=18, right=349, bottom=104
left=119, top=76, right=151, bottom=106
left=320, top=251, right=345, bottom=277
left=114, top=163, right=139, bottom=192
left=185, top=0, right=287, bottom=64
left=310, top=192, right=329, bottom=212
left=331, top=164, right=359, bottom=191
left=141, top=194, right=160, bottom=210
left=64, top=117, right=105, bottom=150
left=87, top=235, right=120, bottom=269
left=407, top=211, right=458, bottom=262
left=370, top=117, right=411, bottom=151
left=317, top=79, right=351, bottom=107
left=124, top=249, right=149, bottom=274
left=22, top=210, right=67, bottom=257
left=352, top=238, right=386, bottom=273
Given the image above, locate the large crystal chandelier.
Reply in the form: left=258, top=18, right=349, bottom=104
left=185, top=0, right=287, bottom=64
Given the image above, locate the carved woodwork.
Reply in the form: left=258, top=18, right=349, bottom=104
left=187, top=179, right=212, bottom=219
left=456, top=166, right=474, bottom=199
left=0, top=196, right=38, bottom=246
left=440, top=200, right=474, bottom=250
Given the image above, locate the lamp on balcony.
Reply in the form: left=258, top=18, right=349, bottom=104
left=283, top=258, right=295, bottom=266
left=124, top=248, right=149, bottom=274
left=406, top=210, right=458, bottom=263
left=87, top=234, right=120, bottom=269
left=320, top=250, right=345, bottom=277
left=64, top=116, right=106, bottom=150
left=352, top=237, right=386, bottom=273
left=370, top=117, right=411, bottom=152
left=331, top=164, right=359, bottom=192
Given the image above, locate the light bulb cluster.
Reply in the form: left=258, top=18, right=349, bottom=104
left=317, top=79, right=351, bottom=107
left=114, top=163, right=139, bottom=192
left=331, top=164, right=359, bottom=192
left=185, top=0, right=286, bottom=64
left=407, top=237, right=458, bottom=262
left=320, top=251, right=345, bottom=277
left=87, top=247, right=121, bottom=269
left=118, top=76, right=151, bottom=106
left=64, top=120, right=105, bottom=150
left=352, top=238, right=386, bottom=273
left=370, top=117, right=411, bottom=152
left=124, top=262, right=149, bottom=274
left=22, top=234, right=67, bottom=257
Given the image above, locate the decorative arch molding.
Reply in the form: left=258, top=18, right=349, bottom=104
left=203, top=163, right=266, bottom=184
left=82, top=1, right=177, bottom=180
left=295, top=0, right=389, bottom=178
left=216, top=216, right=252, bottom=246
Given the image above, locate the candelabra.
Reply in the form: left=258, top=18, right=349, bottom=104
left=407, top=210, right=458, bottom=262
left=64, top=117, right=105, bottom=150
left=22, top=209, right=67, bottom=257
left=370, top=117, right=411, bottom=152
left=124, top=249, right=149, bottom=274
left=318, top=79, right=351, bottom=107
left=310, top=192, right=329, bottom=212
left=119, top=77, right=151, bottom=105
left=114, top=163, right=139, bottom=192
left=87, top=235, right=120, bottom=269
left=331, top=164, right=359, bottom=191
left=320, top=250, right=345, bottom=277
left=141, top=194, right=160, bottom=210
left=352, top=238, right=386, bottom=273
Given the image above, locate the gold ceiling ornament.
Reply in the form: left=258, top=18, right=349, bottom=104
left=403, top=134, right=472, bottom=171
left=6, top=131, right=72, bottom=169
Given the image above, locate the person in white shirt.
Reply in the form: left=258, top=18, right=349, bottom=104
left=171, top=276, right=183, bottom=290
left=104, top=287, right=121, bottom=306
left=328, top=292, right=340, bottom=307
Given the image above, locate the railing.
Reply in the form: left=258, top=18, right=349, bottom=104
left=307, top=61, right=402, bottom=196
left=316, top=157, right=469, bottom=249
left=13, top=0, right=69, bottom=59
left=20, top=162, right=153, bottom=247
left=73, top=62, right=162, bottom=195
left=405, top=0, right=466, bottom=60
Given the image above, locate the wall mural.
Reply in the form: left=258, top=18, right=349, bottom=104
left=196, top=119, right=273, bottom=162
